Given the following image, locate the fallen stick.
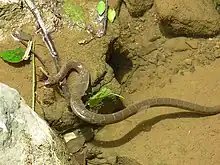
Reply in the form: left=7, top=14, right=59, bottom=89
left=23, top=0, right=59, bottom=68
left=23, top=0, right=70, bottom=101
left=32, top=43, right=36, bottom=110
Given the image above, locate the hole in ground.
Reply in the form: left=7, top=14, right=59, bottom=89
left=105, top=38, right=133, bottom=84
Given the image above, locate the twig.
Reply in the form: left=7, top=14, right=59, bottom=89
left=39, top=66, right=50, bottom=78
left=23, top=0, right=70, bottom=101
left=19, top=41, right=46, bottom=68
left=99, top=0, right=108, bottom=37
left=11, top=32, right=48, bottom=70
left=32, top=43, right=36, bottom=110
left=23, top=0, right=58, bottom=60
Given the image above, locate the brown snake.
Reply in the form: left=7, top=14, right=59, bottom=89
left=45, top=61, right=220, bottom=125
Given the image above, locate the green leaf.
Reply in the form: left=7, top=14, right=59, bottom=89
left=87, top=87, right=124, bottom=108
left=108, top=8, right=116, bottom=23
left=0, top=47, right=25, bottom=63
left=96, top=0, right=106, bottom=16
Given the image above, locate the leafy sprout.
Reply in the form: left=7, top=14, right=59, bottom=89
left=87, top=87, right=124, bottom=108
left=96, top=0, right=116, bottom=23
left=96, top=1, right=106, bottom=15
left=108, top=8, right=116, bottom=23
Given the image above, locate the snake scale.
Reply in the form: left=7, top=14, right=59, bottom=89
left=45, top=61, right=220, bottom=125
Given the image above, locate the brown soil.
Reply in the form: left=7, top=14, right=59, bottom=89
left=93, top=60, right=220, bottom=165
left=89, top=6, right=220, bottom=165
left=0, top=3, right=220, bottom=165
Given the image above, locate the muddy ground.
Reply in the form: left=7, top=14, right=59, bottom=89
left=1, top=0, right=220, bottom=165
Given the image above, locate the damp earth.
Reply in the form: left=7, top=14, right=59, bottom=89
left=0, top=0, right=220, bottom=164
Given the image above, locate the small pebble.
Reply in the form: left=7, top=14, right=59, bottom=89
left=214, top=52, right=220, bottom=58
left=66, top=136, right=86, bottom=154
left=184, top=59, right=192, bottom=65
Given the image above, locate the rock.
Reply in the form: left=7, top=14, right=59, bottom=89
left=116, top=156, right=143, bottom=165
left=124, top=0, right=153, bottom=17
left=139, top=43, right=158, bottom=56
left=163, top=37, right=190, bottom=52
left=214, top=52, right=220, bottom=58
left=63, top=127, right=94, bottom=154
left=148, top=53, right=158, bottom=64
left=86, top=146, right=118, bottom=165
left=66, top=136, right=86, bottom=153
left=155, top=0, right=220, bottom=37
left=0, top=83, right=73, bottom=165
left=185, top=40, right=199, bottom=49
left=184, top=58, right=192, bottom=65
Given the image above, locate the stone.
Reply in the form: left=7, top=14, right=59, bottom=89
left=116, top=156, right=142, bottom=165
left=155, top=0, right=220, bottom=37
left=185, top=40, right=199, bottom=49
left=66, top=136, right=86, bottom=153
left=124, top=0, right=153, bottom=17
left=163, top=37, right=190, bottom=52
left=184, top=58, right=192, bottom=65
left=0, top=83, right=73, bottom=165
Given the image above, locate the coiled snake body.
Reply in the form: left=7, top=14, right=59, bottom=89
left=45, top=61, right=220, bottom=125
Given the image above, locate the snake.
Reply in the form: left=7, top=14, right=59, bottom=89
left=45, top=61, right=220, bottom=125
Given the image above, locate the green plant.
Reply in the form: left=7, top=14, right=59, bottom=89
left=96, top=0, right=116, bottom=23
left=87, top=87, right=124, bottom=108
left=0, top=47, right=26, bottom=63
left=63, top=0, right=84, bottom=24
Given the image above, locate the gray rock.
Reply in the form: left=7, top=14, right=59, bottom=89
left=0, top=83, right=73, bottom=165
left=155, top=0, right=220, bottom=37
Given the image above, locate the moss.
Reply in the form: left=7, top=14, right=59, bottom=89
left=63, top=0, right=84, bottom=24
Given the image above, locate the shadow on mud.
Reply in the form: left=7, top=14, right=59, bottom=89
left=91, top=111, right=210, bottom=148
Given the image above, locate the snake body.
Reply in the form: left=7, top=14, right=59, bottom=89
left=46, top=61, right=220, bottom=125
